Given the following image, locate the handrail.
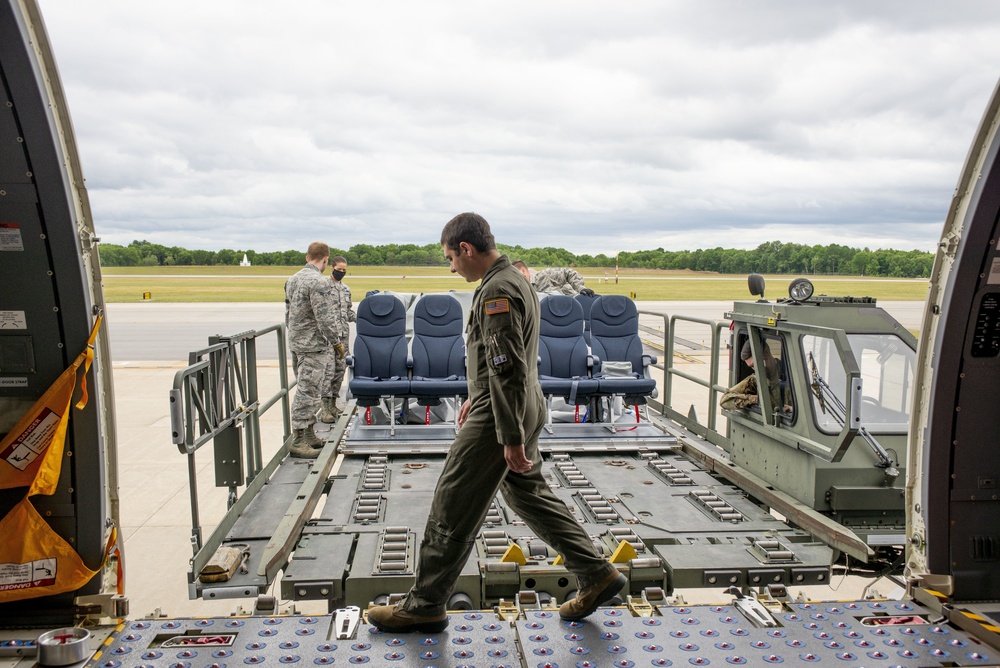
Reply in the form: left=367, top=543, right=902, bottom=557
left=640, top=309, right=731, bottom=437
left=168, top=323, right=294, bottom=554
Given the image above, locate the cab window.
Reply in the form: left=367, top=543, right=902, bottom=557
left=801, top=333, right=914, bottom=434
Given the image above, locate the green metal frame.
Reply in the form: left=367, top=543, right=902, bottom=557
left=168, top=324, right=293, bottom=553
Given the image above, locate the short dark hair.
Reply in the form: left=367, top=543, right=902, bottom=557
left=306, top=241, right=330, bottom=261
left=440, top=212, right=496, bottom=253
left=331, top=255, right=347, bottom=265
left=512, top=260, right=529, bottom=271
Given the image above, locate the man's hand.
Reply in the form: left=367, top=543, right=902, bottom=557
left=334, top=342, right=346, bottom=359
left=504, top=444, right=532, bottom=474
left=457, top=399, right=471, bottom=429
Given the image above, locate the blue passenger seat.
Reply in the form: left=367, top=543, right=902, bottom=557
left=410, top=294, right=468, bottom=424
left=537, top=294, right=599, bottom=429
left=346, top=294, right=411, bottom=430
left=590, top=295, right=657, bottom=417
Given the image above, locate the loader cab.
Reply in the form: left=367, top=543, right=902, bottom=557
left=723, top=275, right=916, bottom=549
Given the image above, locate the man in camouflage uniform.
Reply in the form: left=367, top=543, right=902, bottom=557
left=368, top=213, right=625, bottom=633
left=319, top=255, right=355, bottom=422
left=285, top=242, right=342, bottom=458
left=720, top=340, right=791, bottom=413
left=532, top=265, right=586, bottom=295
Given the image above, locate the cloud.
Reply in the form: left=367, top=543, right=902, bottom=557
left=39, top=0, right=1000, bottom=255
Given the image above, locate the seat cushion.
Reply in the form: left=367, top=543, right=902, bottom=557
left=539, top=376, right=599, bottom=404
left=349, top=377, right=410, bottom=399
left=410, top=377, right=468, bottom=399
left=595, top=375, right=656, bottom=399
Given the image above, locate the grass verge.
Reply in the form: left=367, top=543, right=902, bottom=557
left=101, top=267, right=929, bottom=302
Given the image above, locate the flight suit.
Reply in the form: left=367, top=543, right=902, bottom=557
left=401, top=255, right=615, bottom=616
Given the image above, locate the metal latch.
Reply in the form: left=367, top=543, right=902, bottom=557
left=335, top=606, right=361, bottom=639
left=495, top=599, right=520, bottom=621
left=727, top=586, right=777, bottom=627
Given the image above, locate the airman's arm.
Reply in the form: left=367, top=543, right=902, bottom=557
left=720, top=375, right=758, bottom=410
left=480, top=289, right=531, bottom=445
left=310, top=281, right=340, bottom=344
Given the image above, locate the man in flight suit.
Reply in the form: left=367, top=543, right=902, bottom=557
left=368, top=212, right=625, bottom=633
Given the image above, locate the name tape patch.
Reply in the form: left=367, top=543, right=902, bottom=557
left=485, top=298, right=509, bottom=315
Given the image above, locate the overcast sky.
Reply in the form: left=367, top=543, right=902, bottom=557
left=40, top=1, right=1000, bottom=255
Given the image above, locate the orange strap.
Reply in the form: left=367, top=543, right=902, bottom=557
left=103, top=523, right=125, bottom=596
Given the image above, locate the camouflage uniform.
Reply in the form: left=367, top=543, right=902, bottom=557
left=720, top=362, right=782, bottom=412
left=532, top=267, right=586, bottom=295
left=285, top=264, right=341, bottom=429
left=323, top=278, right=356, bottom=400
left=401, top=255, right=615, bottom=617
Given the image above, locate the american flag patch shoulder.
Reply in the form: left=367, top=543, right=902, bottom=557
left=484, top=298, right=510, bottom=315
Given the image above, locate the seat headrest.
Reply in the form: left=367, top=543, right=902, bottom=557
left=421, top=294, right=455, bottom=318
left=368, top=294, right=399, bottom=317
left=545, top=294, right=576, bottom=318
left=599, top=295, right=630, bottom=318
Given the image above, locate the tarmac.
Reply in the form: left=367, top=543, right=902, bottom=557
left=109, top=300, right=924, bottom=618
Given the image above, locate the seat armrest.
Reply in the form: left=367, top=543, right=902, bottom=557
left=641, top=354, right=657, bottom=367
left=587, top=354, right=601, bottom=371
left=345, top=355, right=355, bottom=368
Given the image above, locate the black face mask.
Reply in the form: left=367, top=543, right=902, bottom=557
left=332, top=269, right=347, bottom=282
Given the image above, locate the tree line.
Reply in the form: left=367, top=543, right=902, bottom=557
left=98, top=239, right=934, bottom=278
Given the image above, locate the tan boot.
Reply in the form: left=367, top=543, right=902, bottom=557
left=367, top=603, right=448, bottom=633
left=289, top=435, right=320, bottom=459
left=290, top=428, right=323, bottom=459
left=317, top=397, right=340, bottom=423
left=303, top=423, right=324, bottom=448
left=559, top=569, right=627, bottom=621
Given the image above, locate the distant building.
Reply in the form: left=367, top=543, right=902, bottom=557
left=240, top=253, right=251, bottom=267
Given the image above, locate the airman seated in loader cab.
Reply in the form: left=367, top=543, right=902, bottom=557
left=721, top=340, right=793, bottom=414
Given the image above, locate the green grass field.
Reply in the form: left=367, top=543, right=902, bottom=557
left=101, top=266, right=930, bottom=303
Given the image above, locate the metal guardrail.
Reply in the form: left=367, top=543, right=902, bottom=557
left=168, top=324, right=293, bottom=553
left=640, top=309, right=731, bottom=442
